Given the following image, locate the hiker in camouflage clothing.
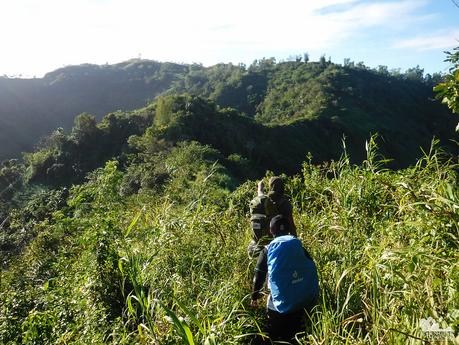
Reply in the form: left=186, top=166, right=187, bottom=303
left=247, top=176, right=297, bottom=258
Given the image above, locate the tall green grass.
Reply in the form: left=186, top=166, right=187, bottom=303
left=0, top=142, right=457, bottom=344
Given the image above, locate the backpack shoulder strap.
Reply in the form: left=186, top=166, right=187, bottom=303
left=264, top=195, right=278, bottom=217
left=276, top=196, right=288, bottom=209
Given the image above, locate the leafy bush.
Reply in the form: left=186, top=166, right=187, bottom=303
left=1, top=140, right=458, bottom=344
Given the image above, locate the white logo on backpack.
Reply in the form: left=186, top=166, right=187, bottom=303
left=291, top=270, right=304, bottom=284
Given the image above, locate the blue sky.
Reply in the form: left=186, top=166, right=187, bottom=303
left=0, top=0, right=458, bottom=77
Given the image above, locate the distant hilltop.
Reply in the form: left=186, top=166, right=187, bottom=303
left=0, top=57, right=457, bottom=165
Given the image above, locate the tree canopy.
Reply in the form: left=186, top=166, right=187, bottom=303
left=434, top=46, right=459, bottom=131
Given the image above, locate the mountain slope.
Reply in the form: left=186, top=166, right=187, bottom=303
left=0, top=59, right=457, bottom=164
left=0, top=60, right=186, bottom=160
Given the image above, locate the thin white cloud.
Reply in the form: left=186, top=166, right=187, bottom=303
left=0, top=0, right=443, bottom=76
left=318, top=0, right=431, bottom=30
left=394, top=29, right=459, bottom=51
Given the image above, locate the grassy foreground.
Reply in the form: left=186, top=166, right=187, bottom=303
left=1, top=142, right=458, bottom=344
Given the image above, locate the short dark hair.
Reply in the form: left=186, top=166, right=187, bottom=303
left=270, top=215, right=289, bottom=236
left=269, top=176, right=284, bottom=195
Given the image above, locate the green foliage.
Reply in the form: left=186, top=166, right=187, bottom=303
left=155, top=95, right=176, bottom=127
left=0, top=159, right=23, bottom=201
left=434, top=46, right=459, bottom=130
left=1, top=57, right=457, bottom=163
left=1, top=140, right=458, bottom=344
left=3, top=58, right=457, bottom=193
left=256, top=61, right=330, bottom=123
left=162, top=142, right=233, bottom=205
left=23, top=108, right=151, bottom=187
left=1, top=56, right=459, bottom=344
left=0, top=159, right=24, bottom=221
left=22, top=309, right=56, bottom=344
left=121, top=140, right=235, bottom=205
left=0, top=187, right=68, bottom=267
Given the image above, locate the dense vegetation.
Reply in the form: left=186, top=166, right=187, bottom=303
left=0, top=51, right=458, bottom=343
left=435, top=46, right=459, bottom=131
left=1, top=140, right=457, bottom=344
left=0, top=58, right=457, bottom=162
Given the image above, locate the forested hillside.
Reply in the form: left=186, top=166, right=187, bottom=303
left=0, top=61, right=186, bottom=160
left=0, top=58, right=457, bottom=163
left=0, top=52, right=458, bottom=344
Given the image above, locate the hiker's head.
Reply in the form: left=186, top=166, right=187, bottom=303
left=270, top=215, right=290, bottom=237
left=269, top=176, right=284, bottom=195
